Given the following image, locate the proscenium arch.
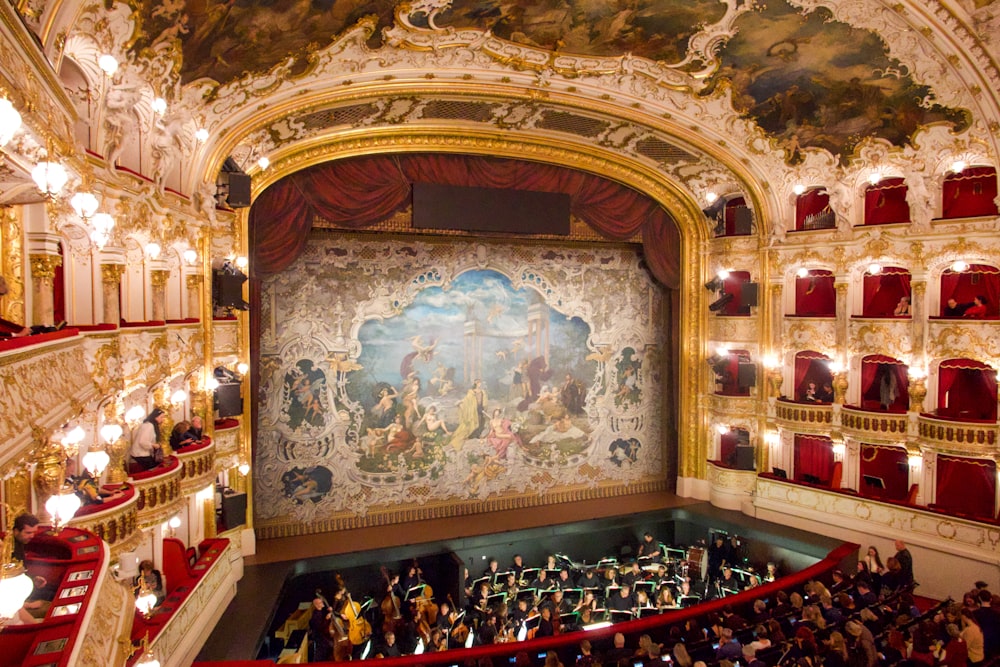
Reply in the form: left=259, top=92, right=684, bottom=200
left=241, top=129, right=717, bottom=483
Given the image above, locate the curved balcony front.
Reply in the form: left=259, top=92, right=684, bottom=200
left=917, top=413, right=998, bottom=455
left=176, top=438, right=217, bottom=494
left=130, top=456, right=184, bottom=528
left=774, top=397, right=833, bottom=434
left=68, top=485, right=142, bottom=555
left=840, top=405, right=909, bottom=443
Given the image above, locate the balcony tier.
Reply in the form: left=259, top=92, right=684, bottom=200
left=917, top=413, right=998, bottom=455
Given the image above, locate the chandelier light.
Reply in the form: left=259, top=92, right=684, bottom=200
left=194, top=128, right=209, bottom=143
left=100, top=422, right=123, bottom=444
left=90, top=212, right=115, bottom=249
left=135, top=587, right=157, bottom=617
left=45, top=488, right=82, bottom=532
left=238, top=463, right=251, bottom=476
left=60, top=425, right=86, bottom=448
left=145, top=242, right=161, bottom=259
left=124, top=405, right=146, bottom=424
left=82, top=449, right=110, bottom=477
left=0, top=97, right=22, bottom=147
left=867, top=263, right=882, bottom=275
left=183, top=249, right=197, bottom=264
left=70, top=191, right=100, bottom=219
left=31, top=161, right=69, bottom=197
left=171, top=389, right=188, bottom=404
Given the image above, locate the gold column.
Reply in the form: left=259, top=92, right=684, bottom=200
left=910, top=279, right=926, bottom=365
left=31, top=438, right=65, bottom=522
left=185, top=274, right=203, bottom=320
left=100, top=263, right=125, bottom=324
left=150, top=269, right=170, bottom=322
left=834, top=282, right=849, bottom=352
left=153, top=385, right=174, bottom=457
left=104, top=403, right=129, bottom=484
left=1, top=206, right=25, bottom=325
left=908, top=376, right=927, bottom=413
left=29, top=253, right=62, bottom=327
left=832, top=370, right=848, bottom=405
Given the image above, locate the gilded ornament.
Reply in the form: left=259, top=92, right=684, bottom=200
left=29, top=253, right=63, bottom=279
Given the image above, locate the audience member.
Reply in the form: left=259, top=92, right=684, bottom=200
left=604, top=632, right=633, bottom=664
left=944, top=298, right=973, bottom=316
left=310, top=596, right=334, bottom=661
left=576, top=640, right=594, bottom=667
left=894, top=539, right=914, bottom=585
left=844, top=620, right=877, bottom=667
left=935, top=623, right=968, bottom=667
left=12, top=512, right=40, bottom=562
left=963, top=295, right=990, bottom=318
left=129, top=408, right=166, bottom=470
left=961, top=609, right=986, bottom=666
left=716, top=627, right=743, bottom=661
left=973, top=589, right=1000, bottom=657
left=170, top=420, right=196, bottom=450
left=134, top=559, right=165, bottom=605
left=186, top=415, right=205, bottom=442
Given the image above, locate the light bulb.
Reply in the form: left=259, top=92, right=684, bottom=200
left=98, top=54, right=119, bottom=76
left=238, top=463, right=251, bottom=476
left=151, top=97, right=167, bottom=115
left=145, top=243, right=161, bottom=259
left=715, top=424, right=730, bottom=436
left=168, top=516, right=181, bottom=529
left=70, top=192, right=100, bottom=219
left=235, top=256, right=248, bottom=270
left=867, top=172, right=882, bottom=185
left=0, top=97, right=23, bottom=147
left=705, top=191, right=718, bottom=203
left=716, top=269, right=730, bottom=280
left=205, top=377, right=220, bottom=391
left=796, top=267, right=810, bottom=278
left=950, top=160, right=967, bottom=174
left=257, top=156, right=270, bottom=170
left=125, top=405, right=146, bottom=423
left=951, top=260, right=969, bottom=273
left=82, top=450, right=110, bottom=476
left=867, top=263, right=882, bottom=275
left=100, top=423, right=123, bottom=444
left=237, top=362, right=249, bottom=375
left=908, top=454, right=922, bottom=467
left=793, top=184, right=806, bottom=196
left=195, top=128, right=209, bottom=142
left=183, top=249, right=197, bottom=265
left=31, top=162, right=69, bottom=196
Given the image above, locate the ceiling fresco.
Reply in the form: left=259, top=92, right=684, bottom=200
left=128, top=0, right=967, bottom=164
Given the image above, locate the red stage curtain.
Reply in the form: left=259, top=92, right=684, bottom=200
left=249, top=154, right=681, bottom=288
left=939, top=264, right=1000, bottom=318
left=859, top=444, right=908, bottom=501
left=721, top=270, right=751, bottom=316
left=937, top=358, right=998, bottom=420
left=936, top=455, right=996, bottom=518
left=794, top=434, right=834, bottom=484
left=795, top=189, right=834, bottom=230
left=793, top=351, right=833, bottom=402
left=859, top=355, right=909, bottom=412
left=863, top=178, right=910, bottom=225
left=795, top=270, right=836, bottom=316
left=942, top=167, right=999, bottom=219
left=723, top=197, right=750, bottom=236
left=861, top=267, right=911, bottom=317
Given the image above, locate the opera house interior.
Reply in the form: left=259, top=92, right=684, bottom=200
left=1, top=0, right=999, bottom=665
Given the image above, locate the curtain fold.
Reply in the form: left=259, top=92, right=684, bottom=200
left=863, top=178, right=910, bottom=225
left=942, top=167, right=999, bottom=219
left=720, top=270, right=751, bottom=316
left=937, top=358, right=998, bottom=420
left=936, top=455, right=996, bottom=518
left=795, top=270, right=836, bottom=316
left=861, top=268, right=911, bottom=317
left=859, top=444, right=908, bottom=500
left=249, top=154, right=681, bottom=289
left=859, top=355, right=909, bottom=411
left=794, top=434, right=834, bottom=484
left=793, top=351, right=832, bottom=402
left=939, top=265, right=1000, bottom=317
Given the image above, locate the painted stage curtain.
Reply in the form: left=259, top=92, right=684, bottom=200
left=859, top=355, right=909, bottom=412
left=721, top=270, right=751, bottom=316
left=863, top=178, right=910, bottom=225
left=795, top=189, right=834, bottom=230
left=861, top=267, right=910, bottom=317
left=941, top=167, right=999, bottom=219
left=249, top=154, right=680, bottom=289
left=794, top=434, right=834, bottom=484
left=936, top=454, right=996, bottom=519
left=859, top=444, right=908, bottom=501
left=795, top=270, right=836, bottom=317
left=793, top=350, right=832, bottom=402
left=939, top=265, right=1000, bottom=318
left=937, top=358, right=998, bottom=420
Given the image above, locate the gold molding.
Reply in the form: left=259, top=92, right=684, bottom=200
left=100, top=263, right=126, bottom=284
left=29, top=253, right=63, bottom=279
left=150, top=269, right=170, bottom=287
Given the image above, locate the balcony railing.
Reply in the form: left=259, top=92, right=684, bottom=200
left=917, top=412, right=998, bottom=454
left=130, top=456, right=184, bottom=528
left=840, top=405, right=909, bottom=441
left=68, top=485, right=142, bottom=555
left=774, top=397, right=833, bottom=431
left=176, top=438, right=217, bottom=494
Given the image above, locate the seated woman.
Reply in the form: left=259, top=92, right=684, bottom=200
left=169, top=420, right=196, bottom=450
left=963, top=295, right=990, bottom=318
left=134, top=559, right=166, bottom=606
left=893, top=295, right=911, bottom=316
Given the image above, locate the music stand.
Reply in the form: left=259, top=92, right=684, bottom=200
left=803, top=473, right=822, bottom=485
left=517, top=588, right=537, bottom=602
left=563, top=588, right=583, bottom=604
left=405, top=585, right=425, bottom=601
left=639, top=607, right=660, bottom=618
left=487, top=592, right=507, bottom=606
left=862, top=475, right=885, bottom=489
left=772, top=467, right=788, bottom=479
left=472, top=576, right=489, bottom=590
left=609, top=610, right=634, bottom=623
left=633, top=581, right=655, bottom=596
left=493, top=570, right=512, bottom=584
left=679, top=595, right=701, bottom=608
left=521, top=568, right=540, bottom=583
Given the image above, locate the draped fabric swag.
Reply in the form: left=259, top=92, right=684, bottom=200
left=249, top=154, right=681, bottom=288
left=793, top=434, right=834, bottom=484
left=936, top=358, right=998, bottom=420
left=936, top=454, right=997, bottom=519
left=863, top=178, right=910, bottom=225
left=941, top=167, right=999, bottom=219
left=861, top=267, right=911, bottom=318
left=794, top=270, right=836, bottom=317
left=939, top=264, right=1000, bottom=318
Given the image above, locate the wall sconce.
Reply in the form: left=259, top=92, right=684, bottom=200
left=124, top=405, right=146, bottom=425
left=238, top=462, right=251, bottom=476
left=183, top=249, right=197, bottom=265
left=234, top=256, right=249, bottom=271
left=145, top=243, right=161, bottom=260
left=0, top=504, right=34, bottom=623
left=195, top=128, right=209, bottom=143
left=796, top=267, right=810, bottom=278
left=31, top=161, right=69, bottom=197
left=256, top=156, right=270, bottom=170
left=167, top=515, right=181, bottom=538
left=204, top=376, right=219, bottom=391
left=762, top=354, right=780, bottom=370
left=89, top=213, right=115, bottom=249
left=832, top=442, right=846, bottom=457
left=151, top=97, right=167, bottom=115
left=714, top=424, right=730, bottom=436
left=97, top=54, right=118, bottom=76
left=60, top=424, right=86, bottom=450
left=100, top=422, right=124, bottom=445
left=763, top=431, right=780, bottom=447
left=950, top=160, right=967, bottom=174
left=951, top=260, right=969, bottom=273
left=907, top=453, right=922, bottom=468
left=827, top=359, right=844, bottom=374
left=0, top=97, right=22, bottom=147
left=705, top=191, right=718, bottom=203
left=236, top=362, right=249, bottom=376
left=793, top=184, right=806, bottom=195
left=135, top=581, right=157, bottom=618
left=908, top=366, right=927, bottom=380
left=44, top=487, right=81, bottom=533
left=82, top=448, right=110, bottom=477
left=70, top=191, right=99, bottom=219
left=867, top=172, right=882, bottom=185
left=867, top=263, right=882, bottom=275
left=170, top=389, right=188, bottom=405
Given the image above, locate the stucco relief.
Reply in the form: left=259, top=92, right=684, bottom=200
left=254, top=237, right=666, bottom=536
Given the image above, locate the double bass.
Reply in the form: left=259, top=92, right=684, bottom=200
left=380, top=566, right=403, bottom=635
left=335, top=575, right=372, bottom=647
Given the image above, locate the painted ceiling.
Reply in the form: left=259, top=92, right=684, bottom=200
left=129, top=0, right=971, bottom=161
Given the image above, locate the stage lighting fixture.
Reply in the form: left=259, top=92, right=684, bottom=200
left=709, top=292, right=735, bottom=312
left=704, top=276, right=725, bottom=292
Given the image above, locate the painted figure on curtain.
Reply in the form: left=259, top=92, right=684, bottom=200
left=282, top=465, right=334, bottom=504
left=283, top=359, right=328, bottom=430
left=614, top=347, right=642, bottom=408
left=351, top=269, right=595, bottom=473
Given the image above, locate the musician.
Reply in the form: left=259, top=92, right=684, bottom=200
left=638, top=532, right=663, bottom=563
left=510, top=598, right=530, bottom=627
left=718, top=566, right=740, bottom=595
left=622, top=561, right=644, bottom=588
left=376, top=631, right=402, bottom=658
left=484, top=558, right=500, bottom=579
left=574, top=590, right=598, bottom=623
left=503, top=572, right=520, bottom=599
left=541, top=589, right=573, bottom=616
left=472, top=581, right=492, bottom=617
left=545, top=555, right=558, bottom=571
left=309, top=595, right=335, bottom=661
left=765, top=561, right=779, bottom=583
left=436, top=601, right=453, bottom=634
left=536, top=605, right=556, bottom=637
left=555, top=568, right=574, bottom=590
left=530, top=568, right=555, bottom=591
left=478, top=612, right=499, bottom=645
left=678, top=579, right=701, bottom=606
left=578, top=568, right=602, bottom=590
left=635, top=589, right=654, bottom=611
left=707, top=536, right=730, bottom=580
left=402, top=563, right=422, bottom=594
left=606, top=583, right=636, bottom=615
left=656, top=585, right=677, bottom=610
left=511, top=554, right=526, bottom=580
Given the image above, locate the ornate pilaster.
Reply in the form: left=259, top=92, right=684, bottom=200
left=834, top=282, right=849, bottom=352
left=910, top=279, right=926, bottom=364
left=2, top=467, right=32, bottom=518
left=29, top=253, right=62, bottom=327
left=769, top=283, right=783, bottom=355
left=104, top=403, right=128, bottom=485
left=765, top=367, right=783, bottom=399
left=909, top=376, right=927, bottom=413
left=832, top=370, right=848, bottom=405
left=150, top=269, right=170, bottom=322
left=101, top=263, right=126, bottom=324
left=31, top=438, right=66, bottom=522
left=1, top=206, right=25, bottom=325
left=185, top=274, right=203, bottom=320
left=153, top=386, right=174, bottom=457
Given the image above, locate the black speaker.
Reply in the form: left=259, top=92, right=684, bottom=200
left=733, top=207, right=753, bottom=235
left=737, top=362, right=757, bottom=388
left=213, top=271, right=248, bottom=310
left=735, top=446, right=755, bottom=471
left=220, top=491, right=247, bottom=530
left=215, top=382, right=243, bottom=417
left=740, top=282, right=759, bottom=308
left=227, top=173, right=251, bottom=208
